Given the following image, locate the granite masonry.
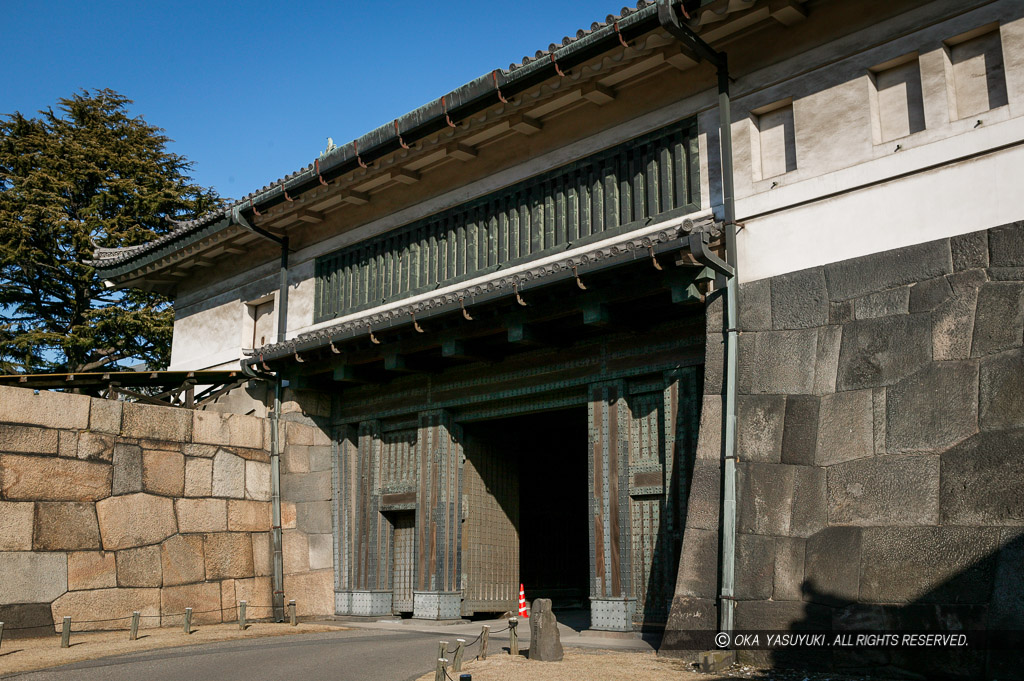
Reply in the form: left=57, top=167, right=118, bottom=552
left=664, top=222, right=1024, bottom=680
left=0, top=387, right=334, bottom=635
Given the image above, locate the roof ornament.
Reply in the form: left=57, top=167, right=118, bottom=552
left=315, top=158, right=329, bottom=186
left=394, top=120, right=411, bottom=150
left=459, top=296, right=474, bottom=321
left=513, top=280, right=528, bottom=306
left=549, top=53, right=566, bottom=77
left=492, top=70, right=509, bottom=104
left=353, top=140, right=369, bottom=169
left=441, top=95, right=458, bottom=128
left=323, top=137, right=338, bottom=155
left=250, top=198, right=261, bottom=217
left=281, top=182, right=294, bottom=202
left=367, top=325, right=381, bottom=344
left=613, top=21, right=630, bottom=48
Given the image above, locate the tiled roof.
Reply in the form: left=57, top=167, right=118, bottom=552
left=90, top=0, right=749, bottom=272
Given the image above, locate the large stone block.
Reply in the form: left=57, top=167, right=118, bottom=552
left=738, top=463, right=793, bottom=536
left=0, top=551, right=68, bottom=605
left=661, top=596, right=718, bottom=654
left=941, top=429, right=1024, bottom=525
left=283, top=529, right=309, bottom=574
left=989, top=222, right=1024, bottom=266
left=773, top=537, right=806, bottom=601
left=0, top=385, right=90, bottom=430
left=220, top=579, right=237, bottom=620
left=294, top=501, right=333, bottom=534
left=704, top=332, right=724, bottom=396
left=736, top=395, right=785, bottom=463
left=57, top=430, right=78, bottom=458
left=951, top=230, right=989, bottom=270
left=0, top=603, right=57, bottom=639
left=212, top=449, right=245, bottom=498
left=96, top=493, right=177, bottom=550
left=184, top=456, right=213, bottom=496
left=932, top=270, right=985, bottom=360
left=283, top=445, right=310, bottom=473
left=0, top=424, right=59, bottom=454
left=282, top=501, right=297, bottom=529
left=0, top=500, right=34, bottom=550
left=228, top=414, right=264, bottom=449
left=34, top=501, right=101, bottom=550
left=854, top=287, right=910, bottom=320
left=990, top=530, right=1024, bottom=629
left=175, top=498, right=227, bottom=533
left=284, top=570, right=334, bottom=616
left=161, top=581, right=222, bottom=626
left=860, top=527, right=1000, bottom=603
left=781, top=395, right=819, bottom=466
left=307, top=445, right=332, bottom=473
left=734, top=533, right=774, bottom=600
left=161, top=534, right=205, bottom=586
left=886, top=361, right=978, bottom=452
left=308, top=532, right=333, bottom=570
left=529, top=598, right=564, bottom=661
left=738, top=278, right=772, bottom=331
left=738, top=328, right=818, bottom=394
left=1, top=453, right=110, bottom=501
left=824, top=239, right=952, bottom=301
left=695, top=395, right=722, bottom=461
left=284, top=421, right=317, bottom=447
left=804, top=526, right=861, bottom=606
left=909, top=276, right=952, bottom=313
left=814, top=390, right=873, bottom=466
left=281, top=470, right=332, bottom=503
left=235, top=575, right=273, bottom=609
left=836, top=314, right=931, bottom=390
left=142, top=449, right=185, bottom=497
left=673, top=527, right=718, bottom=599
left=735, top=598, right=832, bottom=630
left=193, top=411, right=231, bottom=446
left=683, top=459, right=720, bottom=531
left=972, top=282, right=1024, bottom=357
left=980, top=349, right=1024, bottom=430
left=228, top=499, right=271, bottom=532
left=121, top=402, right=192, bottom=441
left=116, top=544, right=161, bottom=587
left=826, top=455, right=939, bottom=526
left=813, top=324, right=842, bottom=395
left=770, top=268, right=829, bottom=329
left=89, top=398, right=123, bottom=435
left=77, top=432, right=114, bottom=462
left=245, top=459, right=271, bottom=501
left=112, top=443, right=143, bottom=495
left=252, top=532, right=273, bottom=577
left=52, top=587, right=160, bottom=631
left=68, top=551, right=116, bottom=590
left=790, top=465, right=826, bottom=538
left=204, top=532, right=254, bottom=580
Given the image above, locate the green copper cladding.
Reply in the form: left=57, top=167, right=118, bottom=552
left=314, top=117, right=699, bottom=323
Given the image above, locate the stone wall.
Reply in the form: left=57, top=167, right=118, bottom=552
left=0, top=387, right=335, bottom=635
left=664, top=222, right=1024, bottom=679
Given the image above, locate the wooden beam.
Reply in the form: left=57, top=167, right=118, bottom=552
left=509, top=113, right=543, bottom=135
left=340, top=189, right=370, bottom=205
left=297, top=209, right=324, bottom=223
left=665, top=44, right=699, bottom=70
left=582, top=302, right=610, bottom=327
left=581, top=82, right=616, bottom=105
left=769, top=0, right=807, bottom=26
left=445, top=142, right=478, bottom=161
left=441, top=339, right=492, bottom=363
left=389, top=168, right=420, bottom=185
left=384, top=354, right=411, bottom=373
left=332, top=366, right=369, bottom=384
left=507, top=323, right=546, bottom=347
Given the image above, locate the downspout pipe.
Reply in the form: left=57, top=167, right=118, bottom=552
left=657, top=0, right=740, bottom=637
left=231, top=205, right=288, bottom=622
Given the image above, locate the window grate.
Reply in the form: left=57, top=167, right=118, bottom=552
left=314, top=117, right=699, bottom=323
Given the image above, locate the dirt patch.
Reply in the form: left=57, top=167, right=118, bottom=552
left=413, top=648, right=905, bottom=681
left=0, top=621, right=347, bottom=676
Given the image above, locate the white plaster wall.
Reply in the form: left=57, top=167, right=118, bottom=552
left=167, top=0, right=1024, bottom=369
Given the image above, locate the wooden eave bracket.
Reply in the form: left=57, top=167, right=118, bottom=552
left=769, top=0, right=807, bottom=26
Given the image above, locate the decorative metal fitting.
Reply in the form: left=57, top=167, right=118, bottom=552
left=281, top=182, right=294, bottom=202
left=460, top=296, right=473, bottom=321
left=353, top=140, right=368, bottom=169
left=329, top=341, right=341, bottom=354
left=441, top=96, right=457, bottom=128
left=549, top=53, right=565, bottom=77
left=613, top=22, right=630, bottom=48
left=394, top=120, right=411, bottom=150
left=492, top=70, right=508, bottom=104
left=251, top=198, right=261, bottom=217
left=315, top=158, right=328, bottom=186
left=649, top=245, right=663, bottom=271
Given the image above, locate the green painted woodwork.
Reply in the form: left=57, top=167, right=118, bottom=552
left=313, top=117, right=700, bottom=323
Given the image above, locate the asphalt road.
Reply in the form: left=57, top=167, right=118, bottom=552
left=4, top=629, right=443, bottom=681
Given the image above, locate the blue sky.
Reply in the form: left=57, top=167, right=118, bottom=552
left=2, top=1, right=624, bottom=201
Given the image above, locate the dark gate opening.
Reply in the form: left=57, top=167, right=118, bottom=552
left=466, top=407, right=589, bottom=610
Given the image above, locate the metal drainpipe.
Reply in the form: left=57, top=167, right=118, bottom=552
left=232, top=205, right=288, bottom=621
left=657, top=0, right=740, bottom=635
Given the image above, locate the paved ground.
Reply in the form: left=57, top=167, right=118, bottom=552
left=2, top=629, right=441, bottom=681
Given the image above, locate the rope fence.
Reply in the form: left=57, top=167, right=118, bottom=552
left=432, top=618, right=519, bottom=681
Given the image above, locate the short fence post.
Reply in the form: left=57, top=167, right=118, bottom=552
left=239, top=601, right=247, bottom=630
left=434, top=658, right=448, bottom=681
left=453, top=638, right=465, bottom=672
left=60, top=616, right=71, bottom=648
left=508, top=617, right=518, bottom=656
left=437, top=641, right=447, bottom=664
left=183, top=607, right=192, bottom=634
left=289, top=599, right=296, bottom=626
left=0, top=621, right=5, bottom=651
left=480, top=624, right=489, bottom=660
left=129, top=611, right=140, bottom=641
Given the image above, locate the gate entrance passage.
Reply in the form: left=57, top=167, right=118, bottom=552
left=462, top=408, right=589, bottom=614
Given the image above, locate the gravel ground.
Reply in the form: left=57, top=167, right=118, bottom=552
left=0, top=621, right=345, bottom=677
left=413, top=648, right=907, bottom=681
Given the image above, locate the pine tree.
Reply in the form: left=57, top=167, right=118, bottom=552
left=0, top=89, right=221, bottom=373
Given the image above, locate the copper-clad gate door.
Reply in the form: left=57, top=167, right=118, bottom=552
left=391, top=512, right=416, bottom=613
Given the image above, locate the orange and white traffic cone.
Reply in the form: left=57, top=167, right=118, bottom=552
left=518, top=584, right=528, bottom=618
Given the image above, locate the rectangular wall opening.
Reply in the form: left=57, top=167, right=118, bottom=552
left=751, top=98, right=797, bottom=181
left=944, top=24, right=1008, bottom=120
left=869, top=53, right=926, bottom=143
